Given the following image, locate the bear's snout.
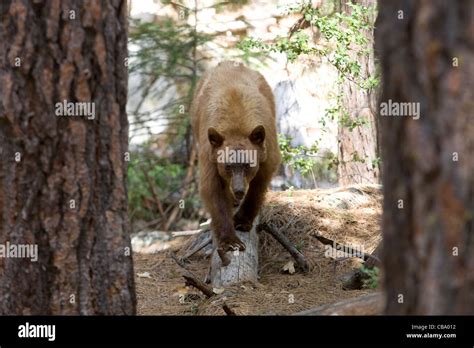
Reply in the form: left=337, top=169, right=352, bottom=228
left=231, top=174, right=246, bottom=201
left=234, top=190, right=245, bottom=200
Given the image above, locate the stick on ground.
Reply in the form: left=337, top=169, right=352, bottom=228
left=313, top=234, right=380, bottom=263
left=171, top=229, right=203, bottom=237
left=180, top=231, right=212, bottom=261
left=258, top=222, right=309, bottom=273
left=342, top=242, right=381, bottom=290
left=170, top=252, right=236, bottom=316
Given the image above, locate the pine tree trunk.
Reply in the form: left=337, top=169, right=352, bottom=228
left=0, top=0, right=135, bottom=314
left=337, top=0, right=380, bottom=185
left=376, top=0, right=474, bottom=314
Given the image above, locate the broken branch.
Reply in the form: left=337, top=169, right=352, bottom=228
left=181, top=232, right=212, bottom=261
left=171, top=229, right=204, bottom=237
left=259, top=223, right=309, bottom=273
left=170, top=251, right=236, bottom=316
left=313, top=234, right=380, bottom=263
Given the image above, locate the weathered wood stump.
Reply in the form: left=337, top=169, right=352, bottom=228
left=210, top=226, right=259, bottom=288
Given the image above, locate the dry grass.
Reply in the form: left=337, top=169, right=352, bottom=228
left=135, top=184, right=382, bottom=315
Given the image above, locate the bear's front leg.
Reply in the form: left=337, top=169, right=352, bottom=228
left=216, top=230, right=246, bottom=266
left=201, top=172, right=246, bottom=265
left=234, top=172, right=270, bottom=232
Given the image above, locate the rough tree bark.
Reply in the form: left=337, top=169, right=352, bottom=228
left=376, top=0, right=474, bottom=314
left=337, top=0, right=380, bottom=185
left=0, top=0, right=135, bottom=314
left=210, top=228, right=259, bottom=288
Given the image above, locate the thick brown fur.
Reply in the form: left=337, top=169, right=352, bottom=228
left=190, top=61, right=281, bottom=264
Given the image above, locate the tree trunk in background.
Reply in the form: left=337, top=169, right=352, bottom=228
left=376, top=0, right=474, bottom=314
left=337, top=0, right=380, bottom=185
left=0, top=0, right=135, bottom=314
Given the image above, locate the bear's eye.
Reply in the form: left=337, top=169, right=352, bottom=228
left=225, top=164, right=232, bottom=171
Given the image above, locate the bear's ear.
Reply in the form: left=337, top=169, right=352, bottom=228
left=249, top=125, right=265, bottom=145
left=208, top=127, right=224, bottom=147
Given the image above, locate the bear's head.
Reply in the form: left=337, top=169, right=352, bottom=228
left=208, top=125, right=267, bottom=203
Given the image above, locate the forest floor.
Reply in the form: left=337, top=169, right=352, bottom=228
left=133, top=185, right=382, bottom=315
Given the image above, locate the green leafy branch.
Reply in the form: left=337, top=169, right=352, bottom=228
left=278, top=134, right=319, bottom=175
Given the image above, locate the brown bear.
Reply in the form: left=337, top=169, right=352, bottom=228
left=190, top=61, right=281, bottom=265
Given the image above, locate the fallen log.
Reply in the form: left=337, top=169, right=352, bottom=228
left=294, top=292, right=383, bottom=315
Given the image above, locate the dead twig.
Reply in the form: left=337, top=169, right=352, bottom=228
left=313, top=235, right=381, bottom=290
left=180, top=231, right=212, bottom=261
left=342, top=242, right=382, bottom=290
left=170, top=251, right=188, bottom=268
left=258, top=223, right=309, bottom=273
left=169, top=252, right=236, bottom=316
left=171, top=229, right=203, bottom=237
left=312, top=234, right=380, bottom=263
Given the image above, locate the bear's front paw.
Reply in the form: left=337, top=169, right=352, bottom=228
left=218, top=233, right=246, bottom=252
left=217, top=233, right=246, bottom=266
